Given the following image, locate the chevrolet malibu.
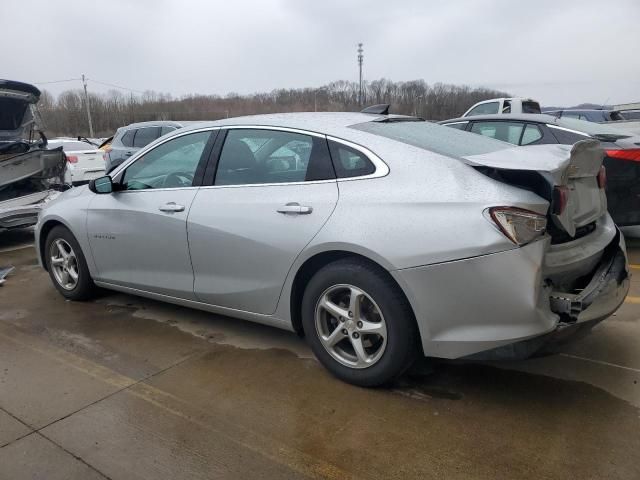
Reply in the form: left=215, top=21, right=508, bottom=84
left=35, top=110, right=630, bottom=386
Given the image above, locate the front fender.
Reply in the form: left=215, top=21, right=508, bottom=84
left=36, top=186, right=96, bottom=275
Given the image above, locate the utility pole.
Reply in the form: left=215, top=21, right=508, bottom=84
left=81, top=74, right=94, bottom=138
left=357, top=43, right=364, bottom=107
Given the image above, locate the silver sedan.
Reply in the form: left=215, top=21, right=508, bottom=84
left=35, top=111, right=630, bottom=386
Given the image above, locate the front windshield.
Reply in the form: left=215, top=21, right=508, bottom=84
left=350, top=120, right=512, bottom=159
left=556, top=117, right=631, bottom=140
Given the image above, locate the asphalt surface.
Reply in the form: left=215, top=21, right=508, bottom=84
left=0, top=228, right=639, bottom=480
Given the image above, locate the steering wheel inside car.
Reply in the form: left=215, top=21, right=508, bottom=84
left=162, top=171, right=194, bottom=188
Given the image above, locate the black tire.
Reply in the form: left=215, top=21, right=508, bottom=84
left=301, top=258, right=418, bottom=387
left=44, top=225, right=97, bottom=301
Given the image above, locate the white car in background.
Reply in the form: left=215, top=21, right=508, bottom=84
left=48, top=138, right=106, bottom=186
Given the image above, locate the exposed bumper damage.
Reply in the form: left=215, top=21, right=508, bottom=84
left=0, top=79, right=66, bottom=229
left=393, top=215, right=629, bottom=360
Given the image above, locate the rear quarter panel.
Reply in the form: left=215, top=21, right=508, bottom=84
left=273, top=141, right=549, bottom=321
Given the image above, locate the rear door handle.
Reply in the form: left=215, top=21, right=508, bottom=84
left=277, top=202, right=313, bottom=215
left=159, top=202, right=185, bottom=213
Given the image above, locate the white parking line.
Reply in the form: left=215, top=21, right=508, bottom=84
left=560, top=353, right=640, bottom=374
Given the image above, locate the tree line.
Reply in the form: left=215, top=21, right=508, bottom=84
left=38, top=79, right=509, bottom=137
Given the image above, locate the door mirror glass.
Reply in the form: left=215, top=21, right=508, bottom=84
left=90, top=175, right=113, bottom=194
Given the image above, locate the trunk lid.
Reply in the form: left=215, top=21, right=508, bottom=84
left=0, top=80, right=41, bottom=144
left=465, top=140, right=607, bottom=238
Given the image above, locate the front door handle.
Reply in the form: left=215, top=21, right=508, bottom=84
left=159, top=202, right=185, bottom=213
left=277, top=202, right=313, bottom=215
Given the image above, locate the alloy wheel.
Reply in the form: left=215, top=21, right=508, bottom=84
left=315, top=284, right=387, bottom=369
left=49, top=238, right=80, bottom=291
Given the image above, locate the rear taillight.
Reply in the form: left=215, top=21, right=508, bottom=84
left=66, top=155, right=78, bottom=164
left=597, top=166, right=607, bottom=189
left=605, top=148, right=640, bottom=161
left=488, top=207, right=547, bottom=246
left=552, top=186, right=569, bottom=215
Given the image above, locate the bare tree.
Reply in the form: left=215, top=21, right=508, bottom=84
left=39, top=80, right=510, bottom=137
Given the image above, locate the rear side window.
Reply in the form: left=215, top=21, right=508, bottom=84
left=521, top=124, right=543, bottom=145
left=121, top=130, right=135, bottom=147
left=465, top=102, right=499, bottom=116
left=443, top=122, right=468, bottom=130
left=328, top=141, right=375, bottom=178
left=133, top=127, right=160, bottom=148
left=214, top=129, right=334, bottom=186
left=470, top=121, right=524, bottom=145
left=522, top=101, right=541, bottom=114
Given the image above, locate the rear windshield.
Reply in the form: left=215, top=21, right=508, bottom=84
left=522, top=101, right=541, bottom=114
left=0, top=98, right=28, bottom=130
left=350, top=120, right=512, bottom=158
left=555, top=117, right=631, bottom=140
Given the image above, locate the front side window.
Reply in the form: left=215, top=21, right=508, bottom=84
left=466, top=101, right=499, bottom=116
left=214, top=129, right=334, bottom=186
left=470, top=121, right=524, bottom=145
left=133, top=127, right=160, bottom=148
left=122, top=131, right=210, bottom=190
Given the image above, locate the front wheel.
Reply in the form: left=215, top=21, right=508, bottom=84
left=45, top=225, right=97, bottom=301
left=301, top=259, right=418, bottom=387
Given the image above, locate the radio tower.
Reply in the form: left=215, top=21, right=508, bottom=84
left=357, top=43, right=364, bottom=107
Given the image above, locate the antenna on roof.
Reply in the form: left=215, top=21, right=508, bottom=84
left=361, top=104, right=390, bottom=115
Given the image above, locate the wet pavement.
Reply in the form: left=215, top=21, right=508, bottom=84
left=1, top=230, right=639, bottom=479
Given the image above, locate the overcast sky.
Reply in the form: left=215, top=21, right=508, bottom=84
left=2, top=0, right=639, bottom=106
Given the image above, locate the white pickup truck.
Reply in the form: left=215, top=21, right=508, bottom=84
left=462, top=97, right=542, bottom=117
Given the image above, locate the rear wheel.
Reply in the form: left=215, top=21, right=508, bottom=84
left=302, top=259, right=418, bottom=387
left=45, top=226, right=97, bottom=301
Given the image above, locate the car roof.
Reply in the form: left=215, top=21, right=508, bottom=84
left=439, top=113, right=559, bottom=124
left=173, top=112, right=402, bottom=137
left=120, top=120, right=186, bottom=130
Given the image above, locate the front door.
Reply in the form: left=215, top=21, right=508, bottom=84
left=87, top=130, right=213, bottom=299
left=188, top=128, right=339, bottom=315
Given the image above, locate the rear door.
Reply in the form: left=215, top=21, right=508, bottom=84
left=188, top=127, right=339, bottom=315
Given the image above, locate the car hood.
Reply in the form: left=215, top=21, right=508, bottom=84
left=0, top=80, right=42, bottom=143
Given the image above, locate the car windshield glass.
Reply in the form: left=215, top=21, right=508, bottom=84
left=350, top=120, right=512, bottom=158
left=555, top=117, right=631, bottom=140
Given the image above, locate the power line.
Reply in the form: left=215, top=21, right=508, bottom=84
left=34, top=78, right=81, bottom=85
left=87, top=78, right=145, bottom=94
left=34, top=77, right=145, bottom=94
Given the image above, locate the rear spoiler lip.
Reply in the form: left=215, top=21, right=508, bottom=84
left=461, top=139, right=602, bottom=177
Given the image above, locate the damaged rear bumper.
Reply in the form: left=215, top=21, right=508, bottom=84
left=392, top=214, right=629, bottom=360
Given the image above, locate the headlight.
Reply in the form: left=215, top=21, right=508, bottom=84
left=488, top=207, right=547, bottom=246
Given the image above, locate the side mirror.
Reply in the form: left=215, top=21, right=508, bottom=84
left=89, top=175, right=114, bottom=194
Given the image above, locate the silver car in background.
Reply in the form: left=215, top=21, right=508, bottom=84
left=35, top=112, right=629, bottom=386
